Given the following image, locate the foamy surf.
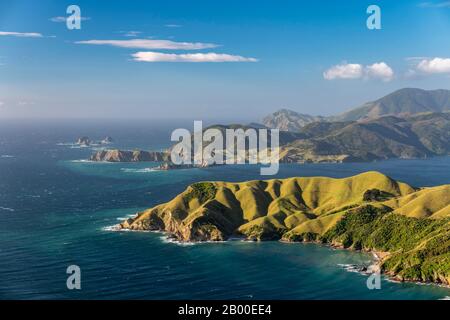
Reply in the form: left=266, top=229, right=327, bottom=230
left=102, top=225, right=122, bottom=231
left=70, top=159, right=94, bottom=163
left=56, top=142, right=74, bottom=146
left=120, top=168, right=157, bottom=173
left=0, top=207, right=15, bottom=212
left=337, top=263, right=374, bottom=275
left=159, top=235, right=196, bottom=246
left=102, top=224, right=151, bottom=233
left=69, top=159, right=115, bottom=164
left=116, top=213, right=138, bottom=221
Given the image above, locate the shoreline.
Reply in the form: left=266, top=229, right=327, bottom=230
left=110, top=224, right=449, bottom=289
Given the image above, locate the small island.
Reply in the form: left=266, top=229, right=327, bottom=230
left=117, top=171, right=450, bottom=286
left=76, top=136, right=114, bottom=147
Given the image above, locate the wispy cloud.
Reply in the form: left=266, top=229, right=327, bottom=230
left=324, top=62, right=394, bottom=81
left=50, top=16, right=91, bottom=22
left=132, top=52, right=258, bottom=63
left=165, top=24, right=182, bottom=28
left=418, top=1, right=450, bottom=8
left=76, top=39, right=218, bottom=50
left=17, top=101, right=35, bottom=106
left=0, top=31, right=43, bottom=38
left=122, top=31, right=142, bottom=37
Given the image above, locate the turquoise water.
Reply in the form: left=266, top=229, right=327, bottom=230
left=0, top=120, right=449, bottom=300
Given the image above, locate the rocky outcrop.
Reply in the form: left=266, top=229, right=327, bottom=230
left=100, top=136, right=113, bottom=144
left=76, top=136, right=113, bottom=146
left=76, top=136, right=91, bottom=146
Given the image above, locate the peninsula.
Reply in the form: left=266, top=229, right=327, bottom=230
left=118, top=171, right=450, bottom=285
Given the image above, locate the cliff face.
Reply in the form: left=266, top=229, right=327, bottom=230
left=118, top=171, right=450, bottom=285
left=89, top=149, right=167, bottom=162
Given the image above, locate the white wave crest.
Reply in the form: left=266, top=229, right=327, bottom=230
left=0, top=207, right=15, bottom=212
left=120, top=168, right=156, bottom=173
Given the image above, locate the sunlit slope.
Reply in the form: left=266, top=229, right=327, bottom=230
left=384, top=185, right=450, bottom=218
left=120, top=171, right=419, bottom=241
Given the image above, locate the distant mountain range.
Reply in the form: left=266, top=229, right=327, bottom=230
left=263, top=88, right=450, bottom=130
left=279, top=112, right=450, bottom=163
left=90, top=88, right=450, bottom=165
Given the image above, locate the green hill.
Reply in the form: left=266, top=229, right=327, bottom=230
left=119, top=171, right=450, bottom=285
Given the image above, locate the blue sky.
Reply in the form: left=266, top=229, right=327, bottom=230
left=1, top=0, right=450, bottom=120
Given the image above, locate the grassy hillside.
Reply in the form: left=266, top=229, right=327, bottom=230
left=119, top=171, right=450, bottom=284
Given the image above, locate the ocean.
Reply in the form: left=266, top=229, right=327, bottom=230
left=0, top=119, right=449, bottom=300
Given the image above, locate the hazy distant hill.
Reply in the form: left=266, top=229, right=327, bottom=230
left=262, top=109, right=325, bottom=131
left=263, top=88, right=450, bottom=131
left=334, top=88, right=450, bottom=121
left=279, top=112, right=450, bottom=163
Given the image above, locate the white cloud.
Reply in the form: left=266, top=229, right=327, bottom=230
left=323, top=63, right=364, bottom=80
left=131, top=52, right=258, bottom=63
left=165, top=24, right=182, bottom=28
left=365, top=62, right=394, bottom=81
left=50, top=16, right=91, bottom=22
left=76, top=39, right=218, bottom=50
left=0, top=31, right=43, bottom=38
left=324, top=62, right=394, bottom=81
left=416, top=57, right=450, bottom=74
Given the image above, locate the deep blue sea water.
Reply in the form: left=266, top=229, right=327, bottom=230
left=0, top=120, right=449, bottom=300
